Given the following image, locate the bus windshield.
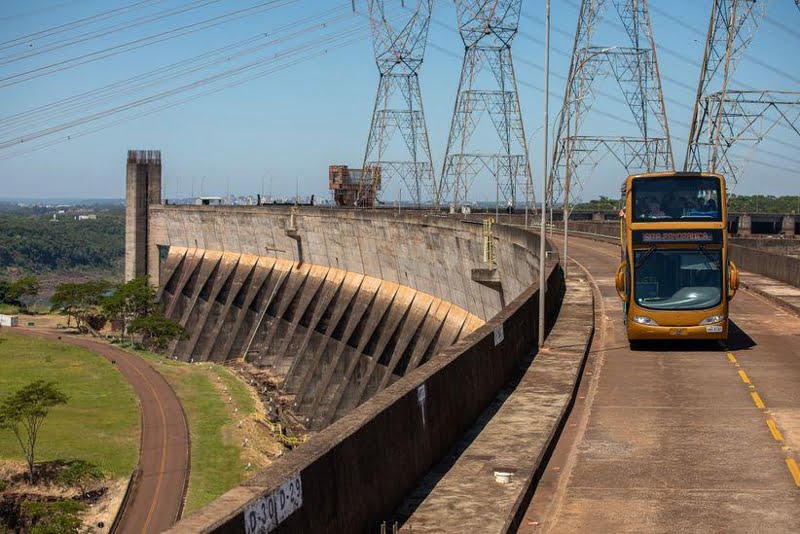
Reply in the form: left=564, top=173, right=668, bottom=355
left=632, top=176, right=721, bottom=222
left=634, top=248, right=722, bottom=310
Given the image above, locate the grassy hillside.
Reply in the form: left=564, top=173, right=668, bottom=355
left=0, top=331, right=139, bottom=478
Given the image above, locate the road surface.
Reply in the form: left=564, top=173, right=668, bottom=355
left=18, top=330, right=189, bottom=534
left=522, top=234, right=800, bottom=533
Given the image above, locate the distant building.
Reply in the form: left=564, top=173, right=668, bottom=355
left=329, top=165, right=379, bottom=207
left=195, top=196, right=223, bottom=206
left=76, top=214, right=97, bottom=220
left=0, top=314, right=18, bottom=327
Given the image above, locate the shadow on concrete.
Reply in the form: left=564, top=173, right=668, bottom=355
left=726, top=320, right=758, bottom=351
left=384, top=345, right=539, bottom=531
left=627, top=321, right=757, bottom=353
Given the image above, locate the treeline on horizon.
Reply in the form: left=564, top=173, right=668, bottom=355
left=0, top=212, right=124, bottom=274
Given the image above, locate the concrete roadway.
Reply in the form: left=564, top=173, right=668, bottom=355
left=18, top=330, right=189, bottom=534
left=522, top=235, right=800, bottom=533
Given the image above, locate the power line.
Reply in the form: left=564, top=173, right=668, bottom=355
left=0, top=0, right=299, bottom=88
left=0, top=22, right=378, bottom=161
left=0, top=0, right=163, bottom=51
left=0, top=0, right=221, bottom=65
left=0, top=6, right=353, bottom=137
left=0, top=13, right=384, bottom=154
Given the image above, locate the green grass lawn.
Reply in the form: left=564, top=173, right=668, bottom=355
left=0, top=331, right=139, bottom=478
left=134, top=352, right=258, bottom=513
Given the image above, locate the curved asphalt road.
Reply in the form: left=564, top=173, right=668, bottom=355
left=523, top=235, right=800, bottom=533
left=18, top=329, right=189, bottom=534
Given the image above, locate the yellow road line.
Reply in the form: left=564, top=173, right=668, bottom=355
left=766, top=419, right=784, bottom=442
left=787, top=459, right=800, bottom=487
left=738, top=369, right=751, bottom=385
left=751, top=392, right=766, bottom=410
left=726, top=352, right=737, bottom=363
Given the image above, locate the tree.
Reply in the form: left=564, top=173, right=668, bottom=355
left=51, top=280, right=111, bottom=331
left=9, top=276, right=40, bottom=308
left=55, top=459, right=104, bottom=495
left=129, top=314, right=187, bottom=351
left=0, top=381, right=68, bottom=484
left=0, top=275, right=40, bottom=309
left=102, top=277, right=159, bottom=341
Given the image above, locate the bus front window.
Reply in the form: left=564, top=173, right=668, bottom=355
left=634, top=248, right=722, bottom=310
left=632, top=176, right=721, bottom=222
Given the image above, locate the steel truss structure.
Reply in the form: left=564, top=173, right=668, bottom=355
left=685, top=0, right=800, bottom=184
left=690, top=90, right=800, bottom=180
left=439, top=0, right=533, bottom=212
left=550, top=0, right=673, bottom=211
left=359, top=0, right=435, bottom=207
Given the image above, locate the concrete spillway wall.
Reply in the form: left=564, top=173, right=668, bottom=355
left=161, top=208, right=563, bottom=533
left=157, top=246, right=483, bottom=429
left=148, top=206, right=539, bottom=320
left=147, top=207, right=541, bottom=429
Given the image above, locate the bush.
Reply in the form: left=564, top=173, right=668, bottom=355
left=22, top=500, right=87, bottom=534
left=54, top=460, right=103, bottom=493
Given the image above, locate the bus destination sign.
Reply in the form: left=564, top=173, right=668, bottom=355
left=632, top=229, right=723, bottom=244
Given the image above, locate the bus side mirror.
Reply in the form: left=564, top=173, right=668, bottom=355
left=615, top=262, right=626, bottom=301
left=729, top=260, right=739, bottom=299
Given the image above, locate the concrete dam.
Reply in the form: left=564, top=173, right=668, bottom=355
left=144, top=206, right=542, bottom=430
left=126, top=151, right=578, bottom=532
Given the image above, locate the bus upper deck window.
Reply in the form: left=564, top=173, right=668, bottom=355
left=632, top=177, right=721, bottom=222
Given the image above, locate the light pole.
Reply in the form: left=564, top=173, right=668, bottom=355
left=559, top=46, right=617, bottom=279
left=538, top=0, right=551, bottom=348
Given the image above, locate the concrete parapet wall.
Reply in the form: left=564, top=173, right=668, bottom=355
left=148, top=207, right=540, bottom=321
left=729, top=244, right=800, bottom=289
left=164, top=217, right=563, bottom=533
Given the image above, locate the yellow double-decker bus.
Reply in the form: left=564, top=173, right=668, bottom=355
left=615, top=172, right=740, bottom=345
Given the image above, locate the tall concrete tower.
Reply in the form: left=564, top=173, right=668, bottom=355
left=125, top=149, right=161, bottom=282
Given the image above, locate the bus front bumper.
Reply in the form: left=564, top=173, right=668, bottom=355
left=628, top=322, right=728, bottom=340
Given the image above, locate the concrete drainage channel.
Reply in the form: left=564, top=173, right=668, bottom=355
left=390, top=268, right=595, bottom=533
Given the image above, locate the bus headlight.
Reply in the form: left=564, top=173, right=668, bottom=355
left=699, top=315, right=725, bottom=325
left=633, top=315, right=658, bottom=326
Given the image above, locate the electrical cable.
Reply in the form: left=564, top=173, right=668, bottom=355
left=0, top=0, right=222, bottom=65
left=0, top=0, right=299, bottom=88
left=0, top=0, right=162, bottom=51
left=0, top=6, right=353, bottom=137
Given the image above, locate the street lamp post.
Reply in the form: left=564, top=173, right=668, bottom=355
left=538, top=0, right=551, bottom=348
left=558, top=46, right=617, bottom=280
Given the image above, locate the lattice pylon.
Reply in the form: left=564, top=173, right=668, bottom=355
left=691, top=90, right=800, bottom=182
left=684, top=0, right=769, bottom=181
left=439, top=0, right=535, bottom=213
left=358, top=0, right=436, bottom=207
left=549, top=0, right=673, bottom=211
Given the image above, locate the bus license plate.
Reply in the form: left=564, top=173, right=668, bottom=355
left=706, top=325, right=723, bottom=333
left=670, top=328, right=687, bottom=336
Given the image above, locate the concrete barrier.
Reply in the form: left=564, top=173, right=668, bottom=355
left=728, top=244, right=800, bottom=289
left=165, top=223, right=563, bottom=533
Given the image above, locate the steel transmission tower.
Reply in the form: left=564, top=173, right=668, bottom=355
left=550, top=0, right=673, bottom=212
left=439, top=0, right=534, bottom=213
left=684, top=1, right=800, bottom=184
left=359, top=0, right=435, bottom=207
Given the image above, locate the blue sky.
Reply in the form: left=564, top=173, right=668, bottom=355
left=0, top=0, right=798, bottom=201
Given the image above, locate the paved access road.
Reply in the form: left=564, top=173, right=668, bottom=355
left=18, top=330, right=189, bottom=534
left=523, top=235, right=800, bottom=533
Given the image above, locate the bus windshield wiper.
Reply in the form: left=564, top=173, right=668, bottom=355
left=699, top=245, right=721, bottom=268
left=635, top=246, right=656, bottom=269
